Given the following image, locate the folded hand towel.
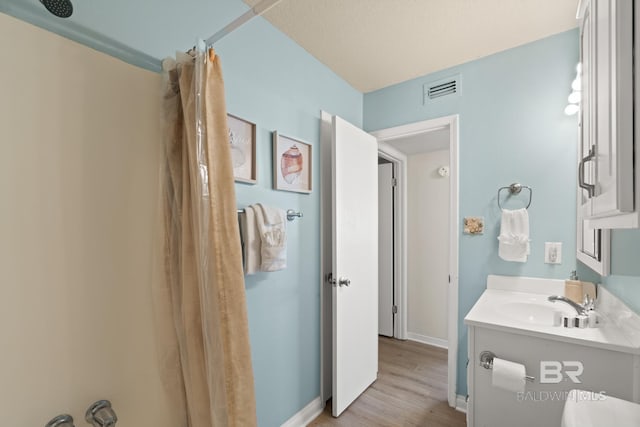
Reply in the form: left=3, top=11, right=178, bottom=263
left=497, top=208, right=530, bottom=262
left=254, top=203, right=287, bottom=271
left=239, top=206, right=261, bottom=275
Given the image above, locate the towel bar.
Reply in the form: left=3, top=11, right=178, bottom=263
left=497, top=183, right=532, bottom=210
left=237, top=208, right=303, bottom=222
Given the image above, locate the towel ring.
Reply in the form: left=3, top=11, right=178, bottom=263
left=497, top=183, right=532, bottom=210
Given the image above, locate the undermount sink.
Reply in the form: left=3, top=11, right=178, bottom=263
left=499, top=301, right=570, bottom=326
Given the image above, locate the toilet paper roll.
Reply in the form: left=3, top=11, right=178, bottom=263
left=491, top=357, right=526, bottom=393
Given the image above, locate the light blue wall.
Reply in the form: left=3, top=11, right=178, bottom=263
left=582, top=228, right=640, bottom=314
left=216, top=15, right=362, bottom=427
left=577, top=232, right=640, bottom=316
left=364, top=30, right=580, bottom=396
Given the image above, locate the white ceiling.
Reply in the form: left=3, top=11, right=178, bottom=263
left=246, top=0, right=579, bottom=92
left=386, top=127, right=450, bottom=155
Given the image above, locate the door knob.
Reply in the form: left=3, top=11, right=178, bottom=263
left=338, top=277, right=351, bottom=287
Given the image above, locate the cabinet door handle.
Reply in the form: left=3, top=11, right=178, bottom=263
left=578, top=145, right=596, bottom=197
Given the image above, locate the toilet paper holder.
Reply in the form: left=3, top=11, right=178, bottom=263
left=479, top=351, right=535, bottom=382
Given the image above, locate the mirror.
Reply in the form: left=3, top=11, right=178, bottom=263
left=576, top=180, right=610, bottom=276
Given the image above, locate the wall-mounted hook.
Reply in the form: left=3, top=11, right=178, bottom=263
left=286, top=209, right=303, bottom=221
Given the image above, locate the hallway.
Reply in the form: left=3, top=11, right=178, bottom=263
left=309, top=337, right=466, bottom=426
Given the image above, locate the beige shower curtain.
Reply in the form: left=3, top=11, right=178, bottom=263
left=155, top=47, right=257, bottom=427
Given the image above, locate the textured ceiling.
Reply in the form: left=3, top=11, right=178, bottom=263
left=245, top=0, right=579, bottom=92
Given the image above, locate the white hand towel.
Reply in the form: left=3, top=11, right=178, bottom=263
left=239, top=206, right=261, bottom=275
left=254, top=203, right=287, bottom=271
left=497, top=208, right=530, bottom=262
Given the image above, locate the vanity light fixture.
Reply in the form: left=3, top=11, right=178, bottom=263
left=565, top=104, right=580, bottom=116
left=565, top=63, right=582, bottom=116
left=568, top=91, right=582, bottom=104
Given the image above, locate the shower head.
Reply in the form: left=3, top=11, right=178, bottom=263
left=40, top=0, right=73, bottom=18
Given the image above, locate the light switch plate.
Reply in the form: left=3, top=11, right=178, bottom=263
left=545, top=242, right=562, bottom=264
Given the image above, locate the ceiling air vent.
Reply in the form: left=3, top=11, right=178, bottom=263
left=423, top=75, right=461, bottom=104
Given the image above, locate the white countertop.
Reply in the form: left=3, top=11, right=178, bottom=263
left=464, top=275, right=640, bottom=355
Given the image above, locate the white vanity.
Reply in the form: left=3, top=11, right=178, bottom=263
left=465, top=275, right=640, bottom=427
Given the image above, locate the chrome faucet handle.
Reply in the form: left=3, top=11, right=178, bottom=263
left=45, top=414, right=75, bottom=427
left=85, top=400, right=117, bottom=427
left=582, top=294, right=595, bottom=311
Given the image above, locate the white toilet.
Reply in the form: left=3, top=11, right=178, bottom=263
left=562, top=389, right=640, bottom=427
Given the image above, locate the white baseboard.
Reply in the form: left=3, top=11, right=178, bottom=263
left=407, top=332, right=448, bottom=349
left=455, top=394, right=467, bottom=413
left=280, top=396, right=324, bottom=427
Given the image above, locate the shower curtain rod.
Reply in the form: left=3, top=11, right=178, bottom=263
left=205, top=0, right=284, bottom=46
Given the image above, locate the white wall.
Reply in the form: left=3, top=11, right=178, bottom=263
left=0, top=14, right=171, bottom=426
left=407, top=149, right=450, bottom=344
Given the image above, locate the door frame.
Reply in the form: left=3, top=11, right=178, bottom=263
left=376, top=144, right=407, bottom=340
left=320, top=111, right=333, bottom=405
left=377, top=161, right=396, bottom=337
left=372, top=114, right=460, bottom=409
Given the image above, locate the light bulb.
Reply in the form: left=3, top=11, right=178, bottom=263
left=565, top=104, right=580, bottom=116
left=572, top=77, right=581, bottom=91
left=568, top=91, right=582, bottom=104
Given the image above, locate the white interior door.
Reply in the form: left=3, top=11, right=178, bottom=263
left=331, top=115, right=378, bottom=417
left=378, top=163, right=394, bottom=337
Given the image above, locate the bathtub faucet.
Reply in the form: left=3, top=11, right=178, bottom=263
left=85, top=400, right=117, bottom=427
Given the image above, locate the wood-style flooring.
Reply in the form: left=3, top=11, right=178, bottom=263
left=308, top=337, right=467, bottom=427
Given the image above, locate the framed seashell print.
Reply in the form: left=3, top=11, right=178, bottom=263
left=273, top=132, right=312, bottom=193
left=227, top=113, right=257, bottom=184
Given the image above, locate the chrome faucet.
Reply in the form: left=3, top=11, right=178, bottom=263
left=548, top=295, right=588, bottom=315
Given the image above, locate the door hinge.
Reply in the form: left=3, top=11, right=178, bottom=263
left=392, top=178, right=398, bottom=187
left=326, top=273, right=336, bottom=286
left=392, top=305, right=398, bottom=314
left=448, top=275, right=451, bottom=284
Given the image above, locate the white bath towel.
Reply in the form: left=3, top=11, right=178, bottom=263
left=239, top=206, right=261, bottom=275
left=254, top=203, right=287, bottom=271
left=497, top=208, right=530, bottom=262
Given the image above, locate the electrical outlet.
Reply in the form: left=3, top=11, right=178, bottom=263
left=544, top=242, right=562, bottom=264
